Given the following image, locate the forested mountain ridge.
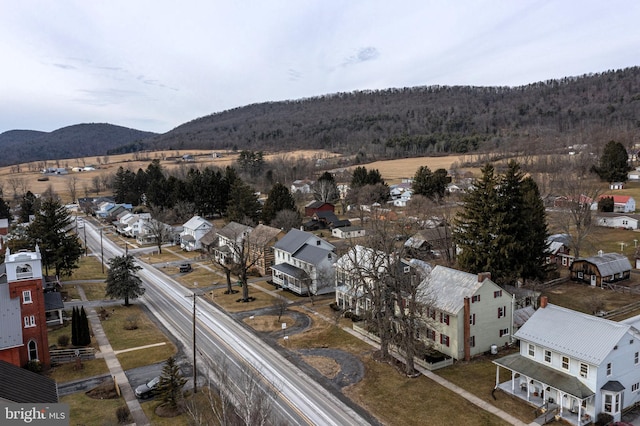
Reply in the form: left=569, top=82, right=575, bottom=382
left=134, top=67, right=640, bottom=161
left=0, top=124, right=157, bottom=167
left=3, top=67, right=640, bottom=167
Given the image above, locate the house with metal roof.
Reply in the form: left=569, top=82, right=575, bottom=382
left=271, top=229, right=336, bottom=295
left=416, top=266, right=513, bottom=361
left=180, top=216, right=213, bottom=251
left=0, top=360, right=58, bottom=403
left=569, top=252, right=632, bottom=287
left=245, top=224, right=284, bottom=276
left=494, top=299, right=640, bottom=425
left=213, top=221, right=253, bottom=265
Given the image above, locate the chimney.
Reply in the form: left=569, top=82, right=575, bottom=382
left=477, top=272, right=491, bottom=282
left=540, top=296, right=548, bottom=309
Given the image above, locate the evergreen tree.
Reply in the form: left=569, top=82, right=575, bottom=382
left=593, top=140, right=630, bottom=182
left=453, top=163, right=500, bottom=277
left=28, top=198, right=83, bottom=277
left=157, top=356, right=187, bottom=409
left=0, top=197, right=10, bottom=219
left=351, top=166, right=369, bottom=188
left=105, top=254, right=145, bottom=306
left=226, top=180, right=261, bottom=225
left=71, top=306, right=79, bottom=346
left=79, top=307, right=91, bottom=346
left=262, top=183, right=296, bottom=225
left=453, top=162, right=548, bottom=285
left=19, top=191, right=39, bottom=223
left=412, top=166, right=448, bottom=201
left=144, top=160, right=168, bottom=207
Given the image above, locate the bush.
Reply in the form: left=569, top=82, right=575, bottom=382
left=24, top=360, right=42, bottom=373
left=350, top=314, right=362, bottom=322
left=57, top=334, right=70, bottom=347
left=329, top=302, right=341, bottom=312
left=595, top=413, right=613, bottom=426
left=115, top=406, right=131, bottom=424
left=344, top=311, right=354, bottom=319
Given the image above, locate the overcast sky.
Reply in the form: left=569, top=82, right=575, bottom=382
left=1, top=1, right=639, bottom=134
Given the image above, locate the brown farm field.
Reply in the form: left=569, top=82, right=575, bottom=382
left=0, top=150, right=471, bottom=201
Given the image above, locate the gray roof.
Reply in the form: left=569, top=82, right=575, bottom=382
left=494, top=354, right=594, bottom=399
left=182, top=215, right=212, bottom=231
left=44, top=292, right=64, bottom=311
left=271, top=263, right=307, bottom=279
left=0, top=361, right=59, bottom=403
left=572, top=252, right=632, bottom=276
left=247, top=224, right=281, bottom=246
left=515, top=303, right=634, bottom=365
left=274, top=228, right=315, bottom=253
left=217, top=221, right=253, bottom=240
left=420, top=266, right=499, bottom=314
left=295, top=244, right=332, bottom=264
left=0, top=280, right=22, bottom=350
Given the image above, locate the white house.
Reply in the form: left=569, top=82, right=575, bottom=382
left=331, top=226, right=366, bottom=239
left=291, top=179, right=314, bottom=194
left=494, top=298, right=640, bottom=425
left=271, top=229, right=336, bottom=295
left=213, top=222, right=253, bottom=265
left=180, top=216, right=213, bottom=251
left=595, top=213, right=639, bottom=230
left=598, top=195, right=636, bottom=213
left=392, top=189, right=413, bottom=207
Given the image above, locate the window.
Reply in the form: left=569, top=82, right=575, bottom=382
left=469, top=336, right=475, bottom=347
left=23, top=315, right=36, bottom=328
left=403, top=266, right=410, bottom=273
left=605, top=394, right=612, bottom=413
left=499, top=328, right=509, bottom=337
left=469, top=313, right=475, bottom=325
left=497, top=306, right=506, bottom=318
left=562, top=356, right=569, bottom=370
left=580, top=363, right=589, bottom=378
left=635, top=352, right=639, bottom=365
left=471, top=295, right=480, bottom=303
left=607, top=362, right=612, bottom=376
left=578, top=271, right=583, bottom=279
left=494, top=290, right=502, bottom=298
left=633, top=383, right=640, bottom=393
left=22, top=290, right=32, bottom=304
left=426, top=329, right=436, bottom=341
left=440, top=334, right=450, bottom=347
left=528, top=344, right=535, bottom=357
left=28, top=340, right=37, bottom=361
left=440, top=313, right=450, bottom=325
left=544, top=350, right=551, bottom=363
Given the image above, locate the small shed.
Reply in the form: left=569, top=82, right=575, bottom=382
left=570, top=252, right=632, bottom=287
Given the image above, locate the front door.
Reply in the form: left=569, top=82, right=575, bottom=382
left=590, top=275, right=597, bottom=286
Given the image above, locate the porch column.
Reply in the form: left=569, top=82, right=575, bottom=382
left=495, top=365, right=500, bottom=388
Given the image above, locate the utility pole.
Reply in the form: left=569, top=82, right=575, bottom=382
left=187, top=282, right=198, bottom=394
left=83, top=223, right=87, bottom=256
left=100, top=228, right=104, bottom=274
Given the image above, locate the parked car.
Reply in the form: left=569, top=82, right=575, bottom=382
left=179, top=263, right=192, bottom=273
left=135, top=376, right=160, bottom=399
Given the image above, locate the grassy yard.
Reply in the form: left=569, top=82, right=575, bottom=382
left=205, top=286, right=278, bottom=313
left=79, top=281, right=108, bottom=301
left=541, top=281, right=640, bottom=314
left=60, top=392, right=126, bottom=425
left=99, top=305, right=177, bottom=370
left=68, top=255, right=108, bottom=281
left=47, top=358, right=110, bottom=383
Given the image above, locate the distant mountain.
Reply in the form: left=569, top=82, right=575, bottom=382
left=4, top=67, right=640, bottom=167
left=133, top=67, right=640, bottom=161
left=0, top=123, right=157, bottom=167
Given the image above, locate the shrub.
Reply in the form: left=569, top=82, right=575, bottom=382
left=350, top=314, right=362, bottom=322
left=124, top=315, right=139, bottom=330
left=595, top=413, right=613, bottom=426
left=329, top=302, right=341, bottom=312
left=115, top=406, right=131, bottom=424
left=344, top=311, right=353, bottom=319
left=25, top=360, right=42, bottom=373
left=57, top=334, right=70, bottom=347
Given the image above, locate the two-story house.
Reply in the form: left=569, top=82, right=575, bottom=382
left=213, top=222, right=253, bottom=265
left=416, top=266, right=513, bottom=361
left=271, top=229, right=336, bottom=295
left=0, top=247, right=50, bottom=369
left=246, top=224, right=284, bottom=276
left=180, top=216, right=213, bottom=251
left=494, top=298, right=640, bottom=425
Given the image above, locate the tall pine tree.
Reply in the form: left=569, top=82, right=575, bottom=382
left=262, top=183, right=296, bottom=225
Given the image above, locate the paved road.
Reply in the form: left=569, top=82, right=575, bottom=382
left=84, top=220, right=372, bottom=426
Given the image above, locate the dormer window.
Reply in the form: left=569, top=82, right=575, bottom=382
left=316, top=240, right=321, bottom=246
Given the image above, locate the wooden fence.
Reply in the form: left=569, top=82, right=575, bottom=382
left=50, top=347, right=95, bottom=364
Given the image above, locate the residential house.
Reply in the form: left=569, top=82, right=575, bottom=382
left=0, top=360, right=58, bottom=403
left=303, top=210, right=350, bottom=231
left=199, top=228, right=219, bottom=253
left=389, top=181, right=412, bottom=200
left=271, top=229, right=336, bottom=295
left=246, top=224, right=284, bottom=276
left=332, top=226, right=366, bottom=239
left=629, top=170, right=640, bottom=181
left=0, top=247, right=50, bottom=369
left=335, top=245, right=411, bottom=315
left=595, top=212, right=640, bottom=230
left=546, top=234, right=574, bottom=268
left=180, top=216, right=213, bottom=251
left=570, top=252, right=632, bottom=287
left=598, top=195, right=636, bottom=213
left=494, top=298, right=640, bottom=425
left=609, top=182, right=625, bottom=190
left=0, top=218, right=8, bottom=235
left=291, top=179, right=314, bottom=194
left=138, top=218, right=173, bottom=246
left=304, top=201, right=334, bottom=217
left=114, top=212, right=152, bottom=238
left=392, top=189, right=413, bottom=207
left=404, top=226, right=454, bottom=261
left=95, top=202, right=132, bottom=220
left=415, top=267, right=513, bottom=361
left=213, top=222, right=253, bottom=265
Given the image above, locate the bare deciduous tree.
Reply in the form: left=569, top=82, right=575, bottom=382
left=67, top=176, right=78, bottom=203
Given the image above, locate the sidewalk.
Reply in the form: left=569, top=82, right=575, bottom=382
left=76, top=286, right=150, bottom=426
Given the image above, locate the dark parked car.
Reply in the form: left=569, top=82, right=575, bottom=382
left=179, top=263, right=192, bottom=273
left=134, top=376, right=160, bottom=399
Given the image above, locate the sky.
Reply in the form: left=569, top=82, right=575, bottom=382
left=1, top=1, right=639, bottom=134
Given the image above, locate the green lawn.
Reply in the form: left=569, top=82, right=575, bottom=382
left=60, top=392, right=125, bottom=425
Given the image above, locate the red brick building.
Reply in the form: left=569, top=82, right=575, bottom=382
left=0, top=246, right=50, bottom=369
